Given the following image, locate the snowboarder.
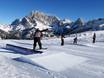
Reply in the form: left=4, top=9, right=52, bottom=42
left=61, top=34, right=64, bottom=46
left=33, top=29, right=43, bottom=50
left=73, top=36, right=77, bottom=44
left=92, top=33, right=96, bottom=43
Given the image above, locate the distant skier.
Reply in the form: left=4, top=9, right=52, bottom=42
left=73, top=36, right=77, bottom=44
left=92, top=33, right=96, bottom=43
left=61, top=34, right=64, bottom=46
left=33, top=29, right=43, bottom=50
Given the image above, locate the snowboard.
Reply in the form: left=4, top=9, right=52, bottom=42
left=35, top=48, right=47, bottom=50
left=27, top=48, right=43, bottom=54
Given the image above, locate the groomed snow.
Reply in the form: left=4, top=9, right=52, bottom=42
left=0, top=55, right=50, bottom=78
left=0, top=30, right=104, bottom=78
left=32, top=52, right=88, bottom=72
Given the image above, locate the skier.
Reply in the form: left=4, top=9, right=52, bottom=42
left=92, top=33, right=96, bottom=43
left=33, top=29, right=43, bottom=50
left=61, top=34, right=64, bottom=46
left=73, top=36, right=77, bottom=44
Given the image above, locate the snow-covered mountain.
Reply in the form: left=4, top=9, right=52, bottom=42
left=10, top=11, right=64, bottom=39
left=85, top=18, right=104, bottom=30
left=9, top=11, right=73, bottom=39
left=68, top=18, right=104, bottom=34
left=0, top=24, right=12, bottom=39
left=71, top=18, right=84, bottom=28
left=0, top=24, right=12, bottom=32
left=11, top=11, right=60, bottom=31
left=69, top=18, right=84, bottom=33
left=1, top=11, right=104, bottom=39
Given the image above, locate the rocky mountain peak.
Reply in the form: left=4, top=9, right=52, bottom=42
left=75, top=18, right=84, bottom=26
left=29, top=10, right=60, bottom=25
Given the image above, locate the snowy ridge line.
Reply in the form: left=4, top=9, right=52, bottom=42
left=6, top=44, right=42, bottom=55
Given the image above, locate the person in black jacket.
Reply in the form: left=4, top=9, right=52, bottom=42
left=73, top=36, right=77, bottom=44
left=92, top=33, right=96, bottom=43
left=61, top=34, right=64, bottom=46
left=33, top=29, right=43, bottom=50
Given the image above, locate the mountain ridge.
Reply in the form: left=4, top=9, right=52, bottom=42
left=0, top=11, right=104, bottom=39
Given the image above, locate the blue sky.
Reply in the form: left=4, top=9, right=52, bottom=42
left=0, top=0, right=104, bottom=24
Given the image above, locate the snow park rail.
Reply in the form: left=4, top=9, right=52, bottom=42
left=6, top=44, right=43, bottom=55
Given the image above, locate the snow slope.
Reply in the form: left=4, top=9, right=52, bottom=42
left=0, top=55, right=56, bottom=78
left=32, top=52, right=88, bottom=72
left=0, top=30, right=104, bottom=78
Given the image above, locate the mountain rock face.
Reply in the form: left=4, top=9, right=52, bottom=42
left=10, top=11, right=64, bottom=39
left=11, top=11, right=60, bottom=30
left=10, top=11, right=70, bottom=39
left=0, top=24, right=12, bottom=39
left=68, top=18, right=85, bottom=34
left=11, top=19, right=20, bottom=26
left=70, top=18, right=84, bottom=30
left=68, top=18, right=104, bottom=34
left=30, top=11, right=60, bottom=25
left=1, top=11, right=104, bottom=39
left=85, top=18, right=104, bottom=30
